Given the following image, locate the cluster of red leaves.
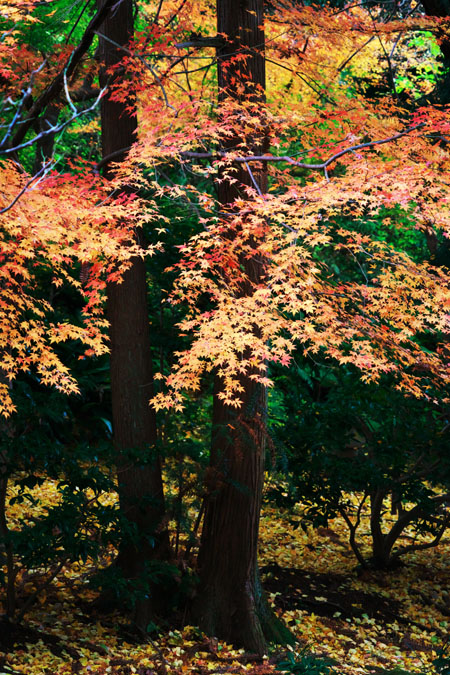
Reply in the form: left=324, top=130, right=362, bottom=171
left=0, top=157, right=163, bottom=415
left=1, top=0, right=450, bottom=414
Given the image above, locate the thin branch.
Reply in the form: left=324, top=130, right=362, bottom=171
left=65, top=0, right=93, bottom=44
left=147, top=63, right=178, bottom=112
left=153, top=167, right=201, bottom=219
left=0, top=160, right=54, bottom=215
left=337, top=36, right=375, bottom=72
left=180, top=123, right=424, bottom=176
left=152, top=0, right=165, bottom=24
left=63, top=70, right=77, bottom=115
left=10, top=0, right=118, bottom=150
left=383, top=493, right=450, bottom=556
left=390, top=513, right=450, bottom=562
left=0, top=60, right=47, bottom=151
left=244, top=161, right=265, bottom=198
left=95, top=145, right=132, bottom=172
left=367, top=7, right=398, bottom=97
left=170, top=61, right=217, bottom=77
left=389, top=30, right=404, bottom=59
left=396, top=452, right=426, bottom=482
left=2, top=86, right=106, bottom=157
left=264, top=56, right=334, bottom=102
left=16, top=559, right=66, bottom=623
left=164, top=0, right=189, bottom=27
left=94, top=30, right=178, bottom=112
left=95, top=124, right=424, bottom=177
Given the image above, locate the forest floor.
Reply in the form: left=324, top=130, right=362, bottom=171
left=1, top=481, right=449, bottom=675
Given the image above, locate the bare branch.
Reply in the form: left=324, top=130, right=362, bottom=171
left=244, top=161, right=265, bottom=198
left=94, top=123, right=424, bottom=178
left=95, top=145, right=132, bottom=173
left=164, top=0, right=190, bottom=27
left=0, top=159, right=54, bottom=216
left=63, top=70, right=77, bottom=115
left=179, top=123, right=424, bottom=176
left=2, top=87, right=106, bottom=157
left=65, top=0, right=93, bottom=44
left=10, top=0, right=119, bottom=151
left=94, top=30, right=178, bottom=111
left=0, top=60, right=47, bottom=151
left=390, top=512, right=450, bottom=562
left=152, top=0, right=165, bottom=24
left=337, top=36, right=375, bottom=72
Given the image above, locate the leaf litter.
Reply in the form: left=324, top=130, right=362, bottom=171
left=1, top=479, right=450, bottom=675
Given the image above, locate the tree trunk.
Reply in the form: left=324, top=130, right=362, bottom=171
left=197, top=377, right=293, bottom=652
left=97, top=0, right=170, bottom=629
left=369, top=489, right=392, bottom=568
left=420, top=0, right=450, bottom=103
left=194, top=0, right=293, bottom=654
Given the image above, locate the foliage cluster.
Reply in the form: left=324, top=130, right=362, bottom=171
left=1, top=0, right=450, bottom=670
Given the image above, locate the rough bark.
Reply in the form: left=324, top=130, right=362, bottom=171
left=97, top=0, right=170, bottom=629
left=194, top=0, right=293, bottom=654
left=197, top=378, right=293, bottom=652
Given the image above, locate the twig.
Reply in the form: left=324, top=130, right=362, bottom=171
left=133, top=624, right=170, bottom=673
left=244, top=161, right=265, bottom=198
left=0, top=159, right=54, bottom=215
left=180, top=123, right=424, bottom=178
left=11, top=0, right=118, bottom=150
left=367, top=7, right=397, bottom=96
left=2, top=87, right=106, bottom=157
left=337, top=36, right=375, bottom=72
left=16, top=559, right=67, bottom=623
left=95, top=124, right=424, bottom=178
left=63, top=70, right=77, bottom=115
left=164, top=0, right=189, bottom=27
left=153, top=0, right=165, bottom=24
left=65, top=0, right=93, bottom=44
left=0, top=60, right=47, bottom=150
left=264, top=56, right=334, bottom=102
left=96, top=145, right=132, bottom=172
left=94, top=30, right=178, bottom=112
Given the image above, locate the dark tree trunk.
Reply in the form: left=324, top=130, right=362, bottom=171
left=196, top=377, right=292, bottom=653
left=194, top=0, right=293, bottom=654
left=420, top=0, right=450, bottom=102
left=97, top=0, right=170, bottom=629
left=32, top=103, right=59, bottom=175
left=369, top=489, right=392, bottom=568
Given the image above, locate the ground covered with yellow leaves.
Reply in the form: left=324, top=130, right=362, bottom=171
left=1, top=480, right=449, bottom=675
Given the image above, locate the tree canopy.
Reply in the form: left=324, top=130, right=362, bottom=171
left=1, top=0, right=450, bottom=672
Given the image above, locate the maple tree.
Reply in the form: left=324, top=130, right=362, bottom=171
left=1, top=0, right=450, bottom=664
left=0, top=0, right=151, bottom=415
left=0, top=0, right=151, bottom=624
left=130, top=0, right=449, bottom=650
